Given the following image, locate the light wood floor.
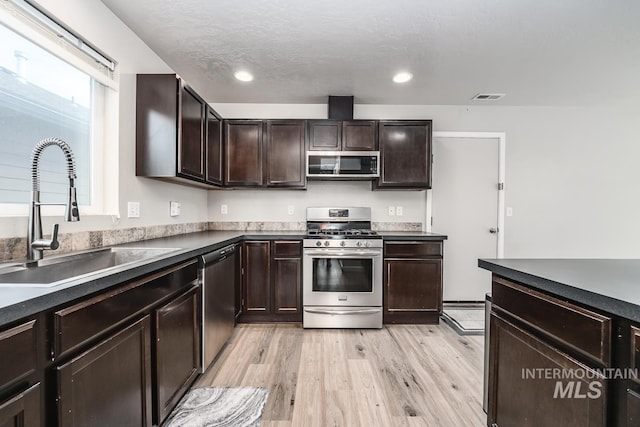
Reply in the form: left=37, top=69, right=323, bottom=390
left=196, top=323, right=486, bottom=427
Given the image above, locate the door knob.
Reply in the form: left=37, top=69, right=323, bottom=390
left=489, top=228, right=498, bottom=234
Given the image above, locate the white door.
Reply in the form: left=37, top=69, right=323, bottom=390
left=431, top=135, right=501, bottom=301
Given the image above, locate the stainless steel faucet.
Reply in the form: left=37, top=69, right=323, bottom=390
left=27, top=138, right=80, bottom=262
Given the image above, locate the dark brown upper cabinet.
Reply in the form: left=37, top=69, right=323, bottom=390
left=374, top=120, right=432, bottom=189
left=136, top=74, right=221, bottom=188
left=224, top=120, right=264, bottom=187
left=307, top=120, right=376, bottom=151
left=178, top=85, right=205, bottom=180
left=342, top=121, right=377, bottom=151
left=205, top=106, right=223, bottom=186
left=265, top=120, right=306, bottom=188
left=307, top=120, right=341, bottom=151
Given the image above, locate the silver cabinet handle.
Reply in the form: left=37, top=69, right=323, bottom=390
left=489, top=228, right=498, bottom=234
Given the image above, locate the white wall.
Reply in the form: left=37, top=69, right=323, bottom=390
left=212, top=103, right=640, bottom=258
left=0, top=0, right=210, bottom=238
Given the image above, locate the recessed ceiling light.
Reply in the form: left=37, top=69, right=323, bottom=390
left=234, top=71, right=254, bottom=82
left=393, top=72, right=413, bottom=83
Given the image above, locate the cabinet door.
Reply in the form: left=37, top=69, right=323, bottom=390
left=57, top=316, right=152, bottom=427
left=342, top=121, right=377, bottom=151
left=242, top=241, right=271, bottom=315
left=375, top=120, right=432, bottom=189
left=0, top=320, right=37, bottom=391
left=178, top=85, right=205, bottom=180
left=307, top=120, right=341, bottom=151
left=628, top=389, right=640, bottom=427
left=0, top=383, right=41, bottom=427
left=384, top=258, right=442, bottom=324
left=154, top=287, right=200, bottom=425
left=488, top=314, right=606, bottom=427
left=224, top=120, right=263, bottom=186
left=265, top=120, right=306, bottom=188
left=205, top=107, right=223, bottom=186
left=272, top=241, right=302, bottom=319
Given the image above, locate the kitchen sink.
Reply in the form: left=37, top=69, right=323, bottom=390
left=0, top=247, right=180, bottom=287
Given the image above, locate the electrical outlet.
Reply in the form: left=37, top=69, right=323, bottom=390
left=396, top=206, right=403, bottom=216
left=287, top=205, right=295, bottom=215
left=506, top=207, right=513, bottom=217
left=127, top=202, right=140, bottom=218
left=220, top=204, right=228, bottom=215
left=170, top=201, right=181, bottom=217
left=388, top=206, right=395, bottom=216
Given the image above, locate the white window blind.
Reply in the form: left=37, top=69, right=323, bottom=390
left=0, top=1, right=117, bottom=212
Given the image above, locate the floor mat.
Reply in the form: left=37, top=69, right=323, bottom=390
left=164, top=387, right=268, bottom=427
left=441, top=303, right=485, bottom=336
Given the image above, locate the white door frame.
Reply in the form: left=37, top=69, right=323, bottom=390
left=427, top=131, right=506, bottom=258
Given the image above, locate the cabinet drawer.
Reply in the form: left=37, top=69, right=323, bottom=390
left=632, top=326, right=640, bottom=385
left=0, top=320, right=37, bottom=390
left=492, top=276, right=611, bottom=366
left=384, top=241, right=442, bottom=258
left=272, top=240, right=301, bottom=257
left=53, top=260, right=197, bottom=357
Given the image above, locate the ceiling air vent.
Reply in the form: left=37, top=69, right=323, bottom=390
left=472, top=93, right=505, bottom=101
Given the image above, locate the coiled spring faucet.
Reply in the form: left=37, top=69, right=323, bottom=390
left=28, top=138, right=80, bottom=262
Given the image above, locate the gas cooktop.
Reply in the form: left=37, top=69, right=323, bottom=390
left=306, top=229, right=380, bottom=239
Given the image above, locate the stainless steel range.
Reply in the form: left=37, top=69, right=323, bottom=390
left=303, top=207, right=383, bottom=329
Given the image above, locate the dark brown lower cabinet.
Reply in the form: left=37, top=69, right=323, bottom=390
left=383, top=241, right=443, bottom=324
left=242, top=241, right=271, bottom=316
left=154, top=286, right=200, bottom=425
left=240, top=240, right=302, bottom=322
left=56, top=316, right=152, bottom=427
left=272, top=241, right=302, bottom=317
left=0, top=383, right=41, bottom=427
left=489, top=313, right=606, bottom=427
left=628, top=389, right=640, bottom=426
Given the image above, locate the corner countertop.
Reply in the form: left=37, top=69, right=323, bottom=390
left=0, top=229, right=445, bottom=327
left=479, top=258, right=640, bottom=323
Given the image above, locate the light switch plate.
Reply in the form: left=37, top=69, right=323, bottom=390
left=170, top=201, right=181, bottom=217
left=388, top=206, right=395, bottom=216
left=127, top=202, right=140, bottom=218
left=506, top=207, right=513, bottom=217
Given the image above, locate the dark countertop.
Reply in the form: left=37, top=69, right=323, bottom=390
left=479, top=258, right=640, bottom=323
left=377, top=231, right=447, bottom=240
left=0, top=229, right=444, bottom=327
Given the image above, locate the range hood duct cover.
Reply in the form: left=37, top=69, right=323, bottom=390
left=328, top=96, right=354, bottom=120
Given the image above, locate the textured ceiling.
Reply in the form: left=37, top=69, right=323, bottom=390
left=100, top=0, right=640, bottom=106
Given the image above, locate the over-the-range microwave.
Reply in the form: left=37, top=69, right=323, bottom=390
left=306, top=151, right=380, bottom=179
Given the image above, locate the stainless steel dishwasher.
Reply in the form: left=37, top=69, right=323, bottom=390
left=199, top=243, right=238, bottom=373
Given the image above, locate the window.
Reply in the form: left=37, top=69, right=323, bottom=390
left=0, top=1, right=117, bottom=215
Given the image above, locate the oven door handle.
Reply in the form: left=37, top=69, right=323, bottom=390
left=304, top=308, right=381, bottom=316
left=303, top=250, right=382, bottom=257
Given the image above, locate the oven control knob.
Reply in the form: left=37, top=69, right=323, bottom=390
left=356, top=241, right=363, bottom=247
left=340, top=241, right=346, bottom=247
left=316, top=241, right=322, bottom=247
left=365, top=241, right=372, bottom=248
left=324, top=241, right=330, bottom=247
